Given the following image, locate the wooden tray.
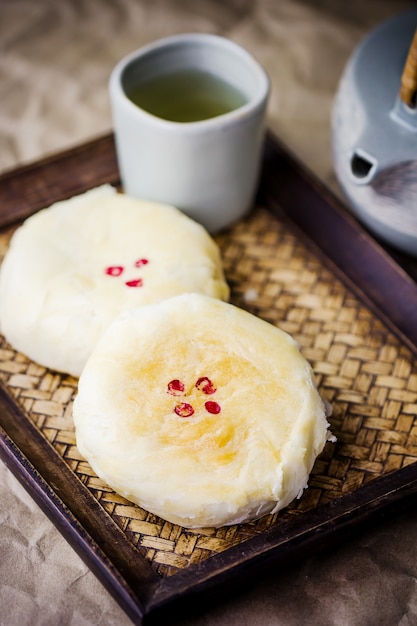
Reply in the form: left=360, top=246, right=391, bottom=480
left=1, top=133, right=417, bottom=625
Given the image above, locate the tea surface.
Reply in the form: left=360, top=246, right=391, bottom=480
left=127, top=69, right=247, bottom=122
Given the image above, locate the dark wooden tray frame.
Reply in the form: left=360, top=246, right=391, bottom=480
left=1, top=132, right=417, bottom=625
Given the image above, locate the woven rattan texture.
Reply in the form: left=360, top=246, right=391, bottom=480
left=0, top=204, right=416, bottom=577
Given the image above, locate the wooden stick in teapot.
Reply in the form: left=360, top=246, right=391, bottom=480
left=400, top=28, right=417, bottom=107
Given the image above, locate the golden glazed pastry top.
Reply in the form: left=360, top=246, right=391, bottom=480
left=73, top=293, right=332, bottom=528
left=0, top=185, right=228, bottom=377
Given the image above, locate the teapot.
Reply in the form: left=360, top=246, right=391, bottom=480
left=332, top=9, right=417, bottom=256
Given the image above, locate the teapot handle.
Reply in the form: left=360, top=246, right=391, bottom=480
left=400, top=27, right=417, bottom=106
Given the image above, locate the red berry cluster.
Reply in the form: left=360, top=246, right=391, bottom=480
left=105, top=258, right=149, bottom=288
left=167, top=377, right=221, bottom=417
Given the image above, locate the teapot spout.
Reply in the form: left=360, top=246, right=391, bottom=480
left=350, top=149, right=378, bottom=184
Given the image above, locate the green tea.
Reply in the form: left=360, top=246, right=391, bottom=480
left=126, top=69, right=247, bottom=122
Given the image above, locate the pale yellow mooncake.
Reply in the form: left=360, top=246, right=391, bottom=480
left=73, top=293, right=332, bottom=529
left=0, top=185, right=228, bottom=377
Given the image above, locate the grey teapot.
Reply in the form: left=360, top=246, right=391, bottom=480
left=332, top=9, right=417, bottom=256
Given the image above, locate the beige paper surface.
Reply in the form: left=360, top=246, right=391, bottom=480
left=1, top=1, right=417, bottom=624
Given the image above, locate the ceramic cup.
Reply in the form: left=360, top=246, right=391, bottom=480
left=109, top=33, right=269, bottom=232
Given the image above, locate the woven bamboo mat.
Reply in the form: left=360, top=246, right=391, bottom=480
left=0, top=202, right=416, bottom=578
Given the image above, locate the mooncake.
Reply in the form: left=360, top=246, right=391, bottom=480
left=0, top=185, right=229, bottom=377
left=73, top=293, right=332, bottom=529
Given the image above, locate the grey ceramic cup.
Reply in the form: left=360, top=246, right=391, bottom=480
left=109, top=33, right=269, bottom=233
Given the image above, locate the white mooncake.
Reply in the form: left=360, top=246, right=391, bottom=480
left=73, top=293, right=332, bottom=529
left=0, top=185, right=228, bottom=377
